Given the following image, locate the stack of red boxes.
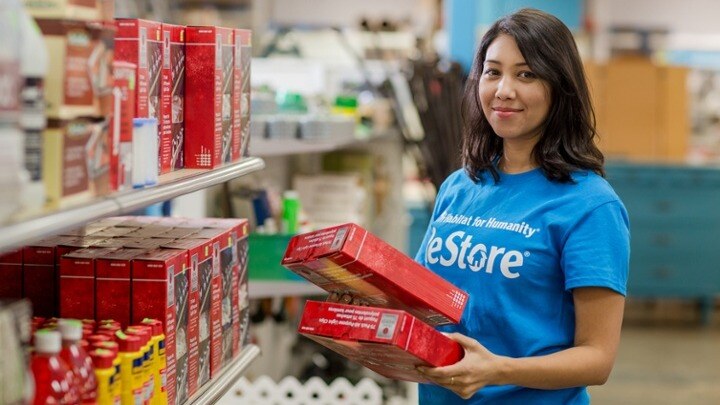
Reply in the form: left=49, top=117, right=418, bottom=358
left=282, top=223, right=469, bottom=382
left=0, top=216, right=251, bottom=403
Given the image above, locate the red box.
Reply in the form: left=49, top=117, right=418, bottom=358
left=95, top=248, right=147, bottom=327
left=184, top=26, right=234, bottom=168
left=282, top=223, right=468, bottom=326
left=22, top=236, right=77, bottom=317
left=298, top=300, right=464, bottom=383
left=200, top=218, right=250, bottom=357
left=132, top=248, right=188, bottom=405
left=59, top=247, right=116, bottom=320
left=114, top=19, right=170, bottom=174
left=162, top=24, right=186, bottom=171
left=111, top=61, right=136, bottom=191
left=0, top=250, right=23, bottom=299
left=234, top=29, right=251, bottom=157
left=161, top=238, right=214, bottom=395
left=190, top=227, right=231, bottom=375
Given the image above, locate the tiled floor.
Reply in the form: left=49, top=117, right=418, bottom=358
left=588, top=324, right=720, bottom=404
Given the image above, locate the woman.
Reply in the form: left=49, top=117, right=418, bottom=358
left=415, top=8, right=629, bottom=404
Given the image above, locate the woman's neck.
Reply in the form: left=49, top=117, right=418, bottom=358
left=500, top=141, right=537, bottom=174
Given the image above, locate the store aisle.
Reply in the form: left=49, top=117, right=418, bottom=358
left=589, top=325, right=720, bottom=404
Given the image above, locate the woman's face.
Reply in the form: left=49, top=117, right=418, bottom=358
left=478, top=34, right=551, bottom=144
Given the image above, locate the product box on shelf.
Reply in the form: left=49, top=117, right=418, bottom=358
left=161, top=237, right=214, bottom=396
left=59, top=247, right=116, bottom=320
left=24, top=0, right=102, bottom=21
left=114, top=19, right=170, bottom=174
left=162, top=23, right=186, bottom=171
left=184, top=26, right=234, bottom=168
left=200, top=218, right=250, bottom=356
left=0, top=250, right=23, bottom=299
left=43, top=118, right=111, bottom=207
left=298, top=300, right=464, bottom=383
left=132, top=248, right=188, bottom=405
left=110, top=61, right=137, bottom=191
left=282, top=223, right=468, bottom=326
left=191, top=227, right=230, bottom=375
left=159, top=227, right=202, bottom=240
left=95, top=248, right=147, bottom=326
left=234, top=29, right=252, bottom=157
left=36, top=19, right=111, bottom=119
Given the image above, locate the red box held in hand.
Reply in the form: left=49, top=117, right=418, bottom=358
left=298, top=300, right=464, bottom=383
left=282, top=223, right=468, bottom=326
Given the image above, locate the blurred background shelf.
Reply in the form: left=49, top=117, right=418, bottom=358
left=249, top=280, right=324, bottom=299
left=249, top=130, right=398, bottom=157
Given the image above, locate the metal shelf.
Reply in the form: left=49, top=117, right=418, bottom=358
left=249, top=130, right=398, bottom=157
left=0, top=157, right=265, bottom=253
left=186, top=344, right=261, bottom=405
left=249, top=280, right=325, bottom=299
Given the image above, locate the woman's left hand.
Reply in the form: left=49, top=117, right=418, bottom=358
left=417, top=333, right=504, bottom=400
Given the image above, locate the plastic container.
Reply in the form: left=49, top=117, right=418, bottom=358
left=90, top=348, right=118, bottom=405
left=31, top=329, right=80, bottom=405
left=281, top=190, right=300, bottom=234
left=116, top=331, right=144, bottom=405
left=58, top=319, right=97, bottom=403
left=142, top=319, right=166, bottom=405
left=125, top=326, right=154, bottom=404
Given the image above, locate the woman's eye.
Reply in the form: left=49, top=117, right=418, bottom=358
left=519, top=71, right=537, bottom=79
left=483, top=69, right=499, bottom=76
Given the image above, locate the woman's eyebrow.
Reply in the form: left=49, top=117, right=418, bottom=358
left=485, top=59, right=529, bottom=67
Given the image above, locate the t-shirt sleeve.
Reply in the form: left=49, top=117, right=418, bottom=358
left=561, top=200, right=630, bottom=295
left=414, top=173, right=456, bottom=266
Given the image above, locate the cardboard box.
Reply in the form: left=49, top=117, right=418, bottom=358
left=190, top=227, right=229, bottom=376
left=162, top=24, right=186, bottom=171
left=43, top=118, right=110, bottom=207
left=114, top=19, right=169, bottom=174
left=161, top=238, right=214, bottom=396
left=0, top=250, right=23, bottom=299
left=95, top=248, right=146, bottom=326
left=132, top=248, right=188, bottom=405
left=184, top=26, right=234, bottom=168
left=298, top=301, right=464, bottom=383
left=25, top=0, right=102, bottom=21
left=200, top=218, right=250, bottom=356
left=111, top=61, right=136, bottom=191
left=36, top=20, right=109, bottom=119
left=234, top=30, right=252, bottom=157
left=59, top=247, right=116, bottom=320
left=282, top=223, right=468, bottom=326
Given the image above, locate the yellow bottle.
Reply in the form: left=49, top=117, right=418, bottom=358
left=126, top=326, right=154, bottom=404
left=142, top=319, right=166, bottom=405
left=115, top=331, right=144, bottom=405
left=90, top=349, right=116, bottom=405
left=93, top=341, right=121, bottom=404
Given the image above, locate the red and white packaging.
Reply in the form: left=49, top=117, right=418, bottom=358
left=132, top=248, right=188, bottom=405
left=110, top=61, right=136, bottom=191
left=282, top=223, right=468, bottom=326
left=233, top=29, right=251, bottom=157
left=200, top=218, right=250, bottom=356
left=298, top=300, right=464, bottom=383
left=190, top=227, right=230, bottom=375
left=162, top=24, right=186, bottom=171
left=114, top=19, right=170, bottom=173
left=0, top=250, right=23, bottom=299
left=95, top=248, right=146, bottom=326
left=184, top=26, right=234, bottom=168
left=161, top=238, right=214, bottom=396
left=59, top=247, right=116, bottom=320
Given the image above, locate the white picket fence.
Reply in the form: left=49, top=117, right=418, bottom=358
left=218, top=376, right=386, bottom=404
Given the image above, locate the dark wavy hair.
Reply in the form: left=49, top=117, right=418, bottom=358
left=462, top=8, right=604, bottom=184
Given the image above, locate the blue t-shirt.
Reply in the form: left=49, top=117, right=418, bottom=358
left=415, top=167, right=630, bottom=404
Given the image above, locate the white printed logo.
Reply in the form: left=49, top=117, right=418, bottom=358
left=425, top=227, right=526, bottom=279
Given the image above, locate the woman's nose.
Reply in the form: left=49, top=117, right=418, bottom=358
left=495, top=77, right=515, bottom=100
